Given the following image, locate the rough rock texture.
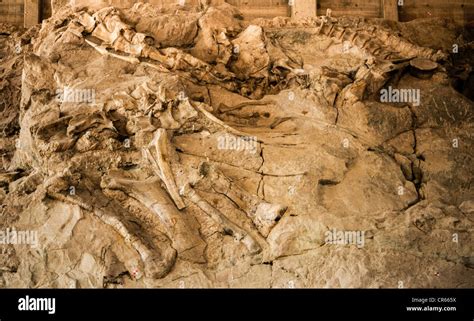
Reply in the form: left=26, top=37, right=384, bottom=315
left=0, top=4, right=473, bottom=288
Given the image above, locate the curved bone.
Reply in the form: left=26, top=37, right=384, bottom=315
left=144, top=129, right=186, bottom=210
left=193, top=102, right=261, bottom=141
left=67, top=111, right=116, bottom=137
left=102, top=174, right=206, bottom=261
left=47, top=191, right=175, bottom=279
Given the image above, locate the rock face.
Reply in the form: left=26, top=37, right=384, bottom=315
left=0, top=4, right=473, bottom=288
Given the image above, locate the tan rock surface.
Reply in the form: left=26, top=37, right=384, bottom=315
left=0, top=4, right=472, bottom=288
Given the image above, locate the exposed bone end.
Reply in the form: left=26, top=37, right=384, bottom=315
left=242, top=235, right=262, bottom=254
left=143, top=251, right=177, bottom=279
left=410, top=58, right=438, bottom=71
left=410, top=58, right=439, bottom=79
left=100, top=175, right=119, bottom=190
left=180, top=183, right=196, bottom=200
left=143, top=48, right=175, bottom=68
left=76, top=11, right=96, bottom=33
left=254, top=203, right=288, bottom=237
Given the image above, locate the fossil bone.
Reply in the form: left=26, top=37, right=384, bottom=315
left=66, top=111, right=116, bottom=137
left=85, top=38, right=140, bottom=64
left=143, top=129, right=186, bottom=210
left=47, top=191, right=175, bottom=279
left=102, top=173, right=205, bottom=260
left=181, top=184, right=261, bottom=254
left=202, top=166, right=287, bottom=237
left=193, top=102, right=261, bottom=140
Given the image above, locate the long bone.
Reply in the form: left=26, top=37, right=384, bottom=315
left=85, top=38, right=140, bottom=64
left=181, top=184, right=261, bottom=254
left=102, top=174, right=205, bottom=260
left=47, top=191, right=175, bottom=279
left=192, top=102, right=262, bottom=142
left=143, top=129, right=186, bottom=210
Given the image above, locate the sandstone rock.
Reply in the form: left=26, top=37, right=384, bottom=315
left=0, top=5, right=472, bottom=289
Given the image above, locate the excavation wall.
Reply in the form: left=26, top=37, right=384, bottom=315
left=0, top=0, right=24, bottom=25
left=1, top=0, right=473, bottom=27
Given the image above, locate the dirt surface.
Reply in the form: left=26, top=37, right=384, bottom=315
left=0, top=4, right=473, bottom=288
